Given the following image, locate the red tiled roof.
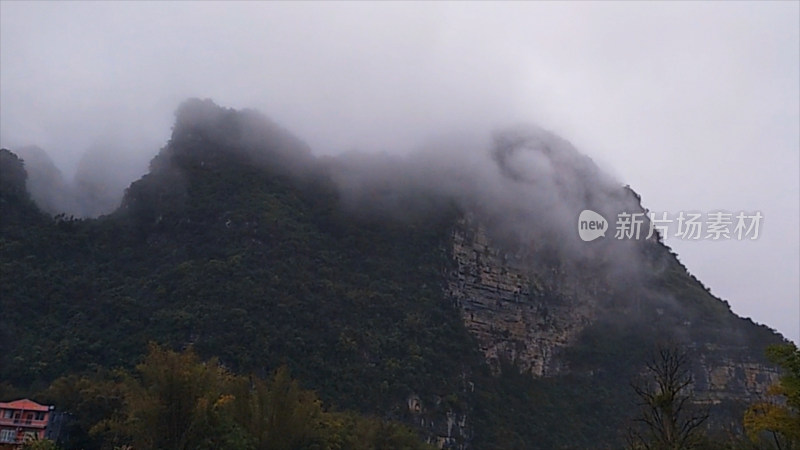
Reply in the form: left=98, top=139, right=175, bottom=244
left=0, top=399, right=50, bottom=412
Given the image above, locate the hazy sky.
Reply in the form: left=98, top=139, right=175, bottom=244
left=1, top=1, right=798, bottom=342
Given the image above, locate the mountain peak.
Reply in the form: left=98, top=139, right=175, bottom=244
left=0, top=148, right=49, bottom=229
left=162, top=98, right=314, bottom=172
left=0, top=100, right=788, bottom=449
left=0, top=148, right=28, bottom=197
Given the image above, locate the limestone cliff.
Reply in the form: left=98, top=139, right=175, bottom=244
left=447, top=218, right=595, bottom=376
left=445, top=213, right=782, bottom=416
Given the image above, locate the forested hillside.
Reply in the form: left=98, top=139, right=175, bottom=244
left=0, top=100, right=789, bottom=449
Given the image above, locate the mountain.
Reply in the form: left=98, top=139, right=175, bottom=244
left=0, top=99, right=787, bottom=449
left=13, top=145, right=76, bottom=216
left=0, top=149, right=51, bottom=229
left=11, top=142, right=149, bottom=218
left=72, top=142, right=150, bottom=217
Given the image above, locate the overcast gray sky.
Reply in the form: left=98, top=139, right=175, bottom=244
left=1, top=1, right=798, bottom=343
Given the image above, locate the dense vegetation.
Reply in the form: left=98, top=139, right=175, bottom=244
left=38, top=344, right=435, bottom=450
left=0, top=120, right=490, bottom=448
left=0, top=100, right=790, bottom=449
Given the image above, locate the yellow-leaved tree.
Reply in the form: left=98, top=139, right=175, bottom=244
left=744, top=342, right=800, bottom=449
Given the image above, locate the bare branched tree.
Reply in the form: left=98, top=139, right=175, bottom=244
left=627, top=344, right=710, bottom=450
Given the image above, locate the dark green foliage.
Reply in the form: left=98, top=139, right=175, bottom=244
left=41, top=345, right=434, bottom=450
left=1, top=148, right=50, bottom=230
left=1, top=122, right=480, bottom=448
left=0, top=101, right=785, bottom=449
left=0, top=149, right=28, bottom=196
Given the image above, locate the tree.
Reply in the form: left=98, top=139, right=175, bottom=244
left=105, top=343, right=249, bottom=450
left=43, top=344, right=434, bottom=450
left=744, top=342, right=800, bottom=449
left=627, top=345, right=709, bottom=450
left=40, top=372, right=128, bottom=450
left=21, top=438, right=61, bottom=450
left=227, top=366, right=327, bottom=450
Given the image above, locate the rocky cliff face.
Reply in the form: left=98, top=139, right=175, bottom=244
left=446, top=217, right=596, bottom=376
left=445, top=214, right=781, bottom=410
left=694, top=346, right=779, bottom=403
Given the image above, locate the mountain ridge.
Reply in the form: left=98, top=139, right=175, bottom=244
left=0, top=99, right=788, bottom=448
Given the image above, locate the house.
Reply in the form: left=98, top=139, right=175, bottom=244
left=0, top=399, right=54, bottom=449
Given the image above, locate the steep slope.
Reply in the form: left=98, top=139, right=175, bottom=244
left=71, top=143, right=150, bottom=217
left=0, top=149, right=52, bottom=232
left=446, top=212, right=782, bottom=445
left=12, top=145, right=76, bottom=216
left=10, top=144, right=148, bottom=218
left=0, top=99, right=787, bottom=449
left=1, top=101, right=483, bottom=448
